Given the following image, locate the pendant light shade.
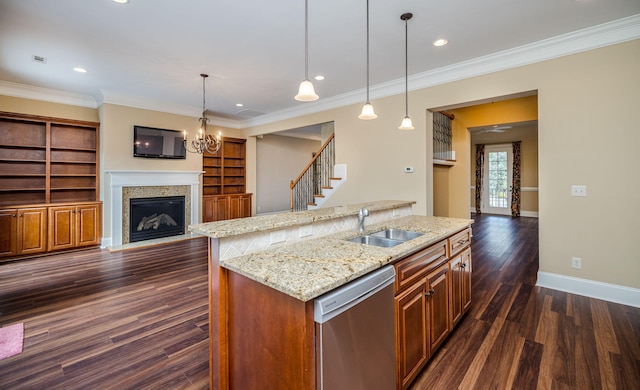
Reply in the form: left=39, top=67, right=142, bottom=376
left=296, top=79, right=318, bottom=101
left=295, top=0, right=319, bottom=102
left=399, top=12, right=414, bottom=130
left=359, top=103, right=377, bottom=120
left=399, top=116, right=414, bottom=130
left=359, top=0, right=377, bottom=120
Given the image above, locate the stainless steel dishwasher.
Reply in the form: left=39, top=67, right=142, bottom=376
left=314, top=265, right=396, bottom=390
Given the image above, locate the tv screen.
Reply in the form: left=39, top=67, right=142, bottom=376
left=133, top=126, right=186, bottom=159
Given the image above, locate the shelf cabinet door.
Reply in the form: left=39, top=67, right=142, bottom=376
left=0, top=209, right=18, bottom=257
left=17, top=207, right=47, bottom=255
left=203, top=196, right=229, bottom=223
left=395, top=278, right=428, bottom=390
left=461, top=248, right=472, bottom=313
left=449, top=254, right=464, bottom=328
left=426, top=262, right=450, bottom=353
left=229, top=194, right=251, bottom=219
left=48, top=202, right=101, bottom=251
left=77, top=203, right=101, bottom=247
left=48, top=206, right=75, bottom=251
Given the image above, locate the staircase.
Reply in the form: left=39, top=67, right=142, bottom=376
left=290, top=134, right=346, bottom=211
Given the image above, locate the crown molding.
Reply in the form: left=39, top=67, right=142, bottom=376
left=2, top=15, right=638, bottom=129
left=0, top=80, right=98, bottom=108
left=243, top=14, right=640, bottom=128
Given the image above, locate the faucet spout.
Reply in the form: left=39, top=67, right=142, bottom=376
left=358, top=207, right=370, bottom=233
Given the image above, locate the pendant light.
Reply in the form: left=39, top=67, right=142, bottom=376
left=183, top=74, right=222, bottom=154
left=295, top=0, right=319, bottom=101
left=358, top=0, right=377, bottom=120
left=399, top=13, right=414, bottom=130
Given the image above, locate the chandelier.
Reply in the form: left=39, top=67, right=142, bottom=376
left=184, top=73, right=222, bottom=154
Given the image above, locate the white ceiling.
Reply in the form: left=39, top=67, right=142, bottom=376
left=1, top=0, right=639, bottom=127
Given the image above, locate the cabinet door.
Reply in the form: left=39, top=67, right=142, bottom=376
left=229, top=194, right=251, bottom=219
left=461, top=248, right=472, bottom=313
left=48, top=206, right=75, bottom=251
left=17, top=207, right=47, bottom=254
left=395, top=278, right=428, bottom=390
left=76, top=203, right=101, bottom=247
left=449, top=254, right=463, bottom=328
left=0, top=209, right=18, bottom=257
left=426, top=262, right=450, bottom=353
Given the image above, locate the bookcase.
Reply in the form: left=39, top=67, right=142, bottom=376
left=0, top=112, right=101, bottom=259
left=202, top=137, right=251, bottom=222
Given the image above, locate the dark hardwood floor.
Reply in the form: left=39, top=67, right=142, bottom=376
left=0, top=239, right=210, bottom=389
left=410, top=214, right=640, bottom=390
left=1, top=215, right=638, bottom=389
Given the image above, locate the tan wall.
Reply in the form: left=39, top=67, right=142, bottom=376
left=244, top=39, right=640, bottom=290
left=256, top=134, right=321, bottom=214
left=3, top=40, right=639, bottom=290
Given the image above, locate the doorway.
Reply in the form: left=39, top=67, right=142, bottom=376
left=483, top=144, right=513, bottom=215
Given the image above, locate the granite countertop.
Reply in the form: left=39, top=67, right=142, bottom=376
left=221, top=215, right=473, bottom=302
left=188, top=200, right=415, bottom=238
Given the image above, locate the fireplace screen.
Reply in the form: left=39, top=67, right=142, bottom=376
left=129, top=196, right=185, bottom=242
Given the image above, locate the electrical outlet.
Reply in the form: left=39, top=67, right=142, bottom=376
left=571, top=185, right=587, bottom=197
left=299, top=225, right=312, bottom=238
left=571, top=257, right=582, bottom=269
left=270, top=230, right=286, bottom=244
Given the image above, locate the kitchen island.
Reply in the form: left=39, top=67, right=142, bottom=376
left=189, top=200, right=473, bottom=389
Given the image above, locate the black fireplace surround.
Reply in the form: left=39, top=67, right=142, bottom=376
left=129, top=196, right=185, bottom=243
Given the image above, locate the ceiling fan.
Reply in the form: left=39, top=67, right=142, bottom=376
left=478, top=125, right=512, bottom=133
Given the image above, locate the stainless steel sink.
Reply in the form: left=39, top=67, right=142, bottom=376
left=347, top=235, right=404, bottom=248
left=371, top=229, right=423, bottom=241
left=347, top=229, right=423, bottom=248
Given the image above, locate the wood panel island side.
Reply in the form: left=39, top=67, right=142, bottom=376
left=188, top=201, right=473, bottom=390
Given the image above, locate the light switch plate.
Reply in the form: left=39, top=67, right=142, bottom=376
left=571, top=185, right=587, bottom=197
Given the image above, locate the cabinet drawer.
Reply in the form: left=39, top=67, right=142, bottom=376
left=448, top=228, right=471, bottom=257
left=394, top=240, right=447, bottom=294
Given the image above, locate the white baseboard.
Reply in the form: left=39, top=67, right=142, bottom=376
left=468, top=207, right=538, bottom=218
left=101, top=237, right=112, bottom=249
left=537, top=271, right=640, bottom=308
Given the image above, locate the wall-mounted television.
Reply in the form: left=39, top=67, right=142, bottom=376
left=133, top=125, right=186, bottom=159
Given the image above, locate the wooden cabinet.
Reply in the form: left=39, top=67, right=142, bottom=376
left=17, top=207, right=47, bottom=256
left=203, top=194, right=252, bottom=222
left=395, top=277, right=429, bottom=390
left=202, top=137, right=252, bottom=222
left=0, top=209, right=18, bottom=257
left=0, top=112, right=99, bottom=208
left=394, top=228, right=471, bottom=390
left=1, top=207, right=47, bottom=257
left=48, top=202, right=102, bottom=251
left=426, top=262, right=450, bottom=353
left=0, top=207, right=47, bottom=258
left=1, top=202, right=101, bottom=261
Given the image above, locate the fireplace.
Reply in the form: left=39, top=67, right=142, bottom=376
left=129, top=196, right=185, bottom=243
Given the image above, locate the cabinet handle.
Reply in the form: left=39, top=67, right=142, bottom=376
left=457, top=239, right=467, bottom=246
left=460, top=263, right=466, bottom=269
left=425, top=289, right=435, bottom=297
left=12, top=214, right=17, bottom=217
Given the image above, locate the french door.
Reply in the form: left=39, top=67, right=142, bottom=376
left=482, top=145, right=513, bottom=215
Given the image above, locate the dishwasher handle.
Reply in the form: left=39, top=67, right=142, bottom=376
left=314, top=265, right=395, bottom=324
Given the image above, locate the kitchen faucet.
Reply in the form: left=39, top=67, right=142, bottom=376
left=358, top=207, right=369, bottom=233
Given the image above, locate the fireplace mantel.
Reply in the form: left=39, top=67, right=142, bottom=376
left=107, top=170, right=203, bottom=247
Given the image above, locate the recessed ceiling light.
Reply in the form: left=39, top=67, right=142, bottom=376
left=113, top=0, right=129, bottom=3
left=73, top=67, right=87, bottom=73
left=314, top=75, right=325, bottom=81
left=236, top=103, right=244, bottom=107
left=433, top=39, right=448, bottom=47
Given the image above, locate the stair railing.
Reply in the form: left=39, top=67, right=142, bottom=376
left=290, top=133, right=335, bottom=212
